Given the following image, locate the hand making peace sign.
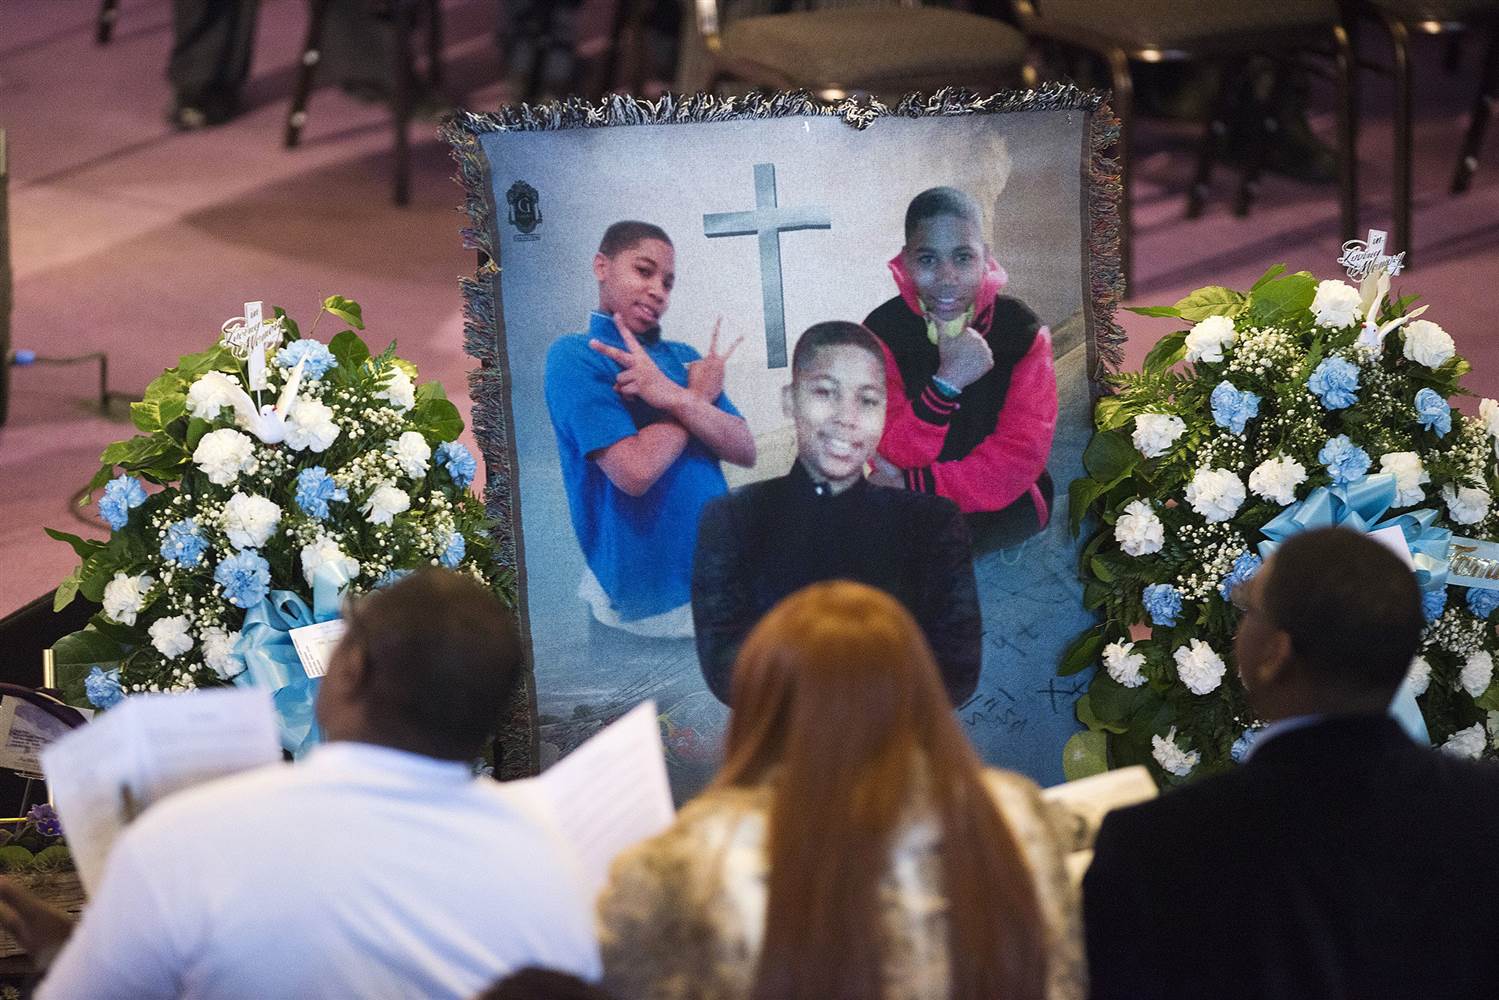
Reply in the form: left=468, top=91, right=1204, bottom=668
left=686, top=319, right=744, bottom=403
left=588, top=314, right=742, bottom=410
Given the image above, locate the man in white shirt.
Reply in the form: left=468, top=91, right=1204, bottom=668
left=0, top=569, right=601, bottom=999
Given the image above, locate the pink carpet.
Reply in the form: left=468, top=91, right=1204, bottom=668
left=3, top=0, right=1496, bottom=623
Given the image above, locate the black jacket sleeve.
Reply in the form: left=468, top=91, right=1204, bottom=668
left=1082, top=810, right=1159, bottom=1000
left=691, top=496, right=752, bottom=705
left=919, top=500, right=982, bottom=704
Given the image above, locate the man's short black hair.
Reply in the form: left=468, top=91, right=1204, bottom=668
left=598, top=221, right=672, bottom=258
left=1263, top=528, right=1423, bottom=695
left=341, top=569, right=520, bottom=760
left=790, top=321, right=884, bottom=375
left=903, top=186, right=983, bottom=243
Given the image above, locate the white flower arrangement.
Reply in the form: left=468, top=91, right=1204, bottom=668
left=48, top=296, right=502, bottom=714
left=1063, top=264, right=1499, bottom=783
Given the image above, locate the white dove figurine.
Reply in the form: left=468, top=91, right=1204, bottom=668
left=220, top=355, right=308, bottom=444
left=1355, top=268, right=1427, bottom=354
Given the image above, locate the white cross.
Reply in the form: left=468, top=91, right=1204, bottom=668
left=1337, top=229, right=1405, bottom=282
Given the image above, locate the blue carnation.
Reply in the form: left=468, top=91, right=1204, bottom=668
left=98, top=475, right=147, bottom=530
left=160, top=518, right=208, bottom=567
left=1467, top=587, right=1499, bottom=619
left=1308, top=356, right=1361, bottom=410
left=1230, top=728, right=1259, bottom=764
left=374, top=568, right=412, bottom=589
left=214, top=549, right=271, bottom=609
left=1318, top=435, right=1371, bottom=487
left=1414, top=388, right=1452, bottom=437
left=275, top=339, right=337, bottom=380
left=436, top=441, right=477, bottom=488
left=439, top=532, right=466, bottom=569
left=1219, top=551, right=1263, bottom=601
left=294, top=467, right=348, bottom=520
left=1209, top=381, right=1262, bottom=435
left=1422, top=588, right=1448, bottom=624
left=1142, top=583, right=1184, bottom=627
left=84, top=666, right=124, bottom=710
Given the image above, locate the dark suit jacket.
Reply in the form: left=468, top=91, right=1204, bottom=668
left=691, top=462, right=982, bottom=706
left=1084, top=714, right=1499, bottom=1000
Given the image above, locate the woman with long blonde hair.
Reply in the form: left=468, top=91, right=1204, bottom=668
left=598, top=580, right=1082, bottom=1000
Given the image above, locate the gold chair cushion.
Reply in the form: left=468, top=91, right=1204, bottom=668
left=719, top=7, right=1026, bottom=89
left=1034, top=0, right=1341, bottom=52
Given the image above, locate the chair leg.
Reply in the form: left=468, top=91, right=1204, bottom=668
left=1187, top=63, right=1232, bottom=220
left=1232, top=68, right=1273, bottom=218
left=391, top=0, right=416, bottom=206
left=285, top=0, right=335, bottom=148
left=1335, top=22, right=1360, bottom=242
left=426, top=0, right=444, bottom=91
left=1107, top=48, right=1134, bottom=292
left=1389, top=16, right=1415, bottom=263
left=1452, top=27, right=1499, bottom=195
left=96, top=0, right=119, bottom=45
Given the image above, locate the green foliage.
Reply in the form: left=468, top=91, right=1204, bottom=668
left=1061, top=264, right=1494, bottom=785
left=322, top=295, right=365, bottom=330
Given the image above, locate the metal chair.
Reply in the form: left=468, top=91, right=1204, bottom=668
left=691, top=0, right=1031, bottom=100
left=283, top=0, right=444, bottom=206
left=1348, top=0, right=1499, bottom=265
left=1013, top=0, right=1358, bottom=286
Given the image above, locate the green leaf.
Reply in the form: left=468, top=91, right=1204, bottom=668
left=322, top=295, right=365, bottom=330
left=1174, top=286, right=1246, bottom=322
left=329, top=330, right=370, bottom=368
left=1062, top=730, right=1110, bottom=781
left=1089, top=675, right=1147, bottom=723
left=1082, top=579, right=1111, bottom=611
left=414, top=397, right=464, bottom=443
left=185, top=417, right=212, bottom=451
left=415, top=381, right=449, bottom=404
left=172, top=345, right=237, bottom=379
left=50, top=627, right=127, bottom=666
left=44, top=528, right=104, bottom=560
left=129, top=400, right=163, bottom=433
left=53, top=569, right=82, bottom=612
left=1068, top=478, right=1107, bottom=535
left=1089, top=555, right=1117, bottom=583
left=1142, top=330, right=1188, bottom=372
left=1125, top=305, right=1182, bottom=318
left=1083, top=430, right=1138, bottom=482
left=1075, top=693, right=1128, bottom=734
left=1059, top=627, right=1105, bottom=676
left=273, top=306, right=301, bottom=340
left=1249, top=263, right=1288, bottom=293
left=1246, top=271, right=1317, bottom=325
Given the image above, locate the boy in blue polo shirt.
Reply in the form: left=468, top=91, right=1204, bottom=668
left=544, top=221, right=755, bottom=637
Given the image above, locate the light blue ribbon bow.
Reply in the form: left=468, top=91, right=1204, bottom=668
left=232, top=564, right=351, bottom=757
left=1257, top=472, right=1446, bottom=745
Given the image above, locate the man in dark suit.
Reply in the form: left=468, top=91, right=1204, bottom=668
left=1084, top=527, right=1499, bottom=1000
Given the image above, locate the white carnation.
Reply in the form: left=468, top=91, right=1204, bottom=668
left=1479, top=398, right=1499, bottom=439
left=391, top=431, right=431, bottom=479
left=200, top=627, right=244, bottom=680
left=1379, top=452, right=1430, bottom=507
left=1310, top=279, right=1363, bottom=329
left=377, top=367, right=416, bottom=411
left=1103, top=641, right=1147, bottom=688
left=102, top=571, right=154, bottom=626
left=222, top=492, right=282, bottom=550
left=1185, top=467, right=1246, bottom=523
left=1131, top=413, right=1186, bottom=459
left=1402, top=319, right=1455, bottom=368
left=283, top=398, right=340, bottom=453
left=1461, top=650, right=1494, bottom=698
left=1247, top=456, right=1306, bottom=506
left=192, top=428, right=256, bottom=486
left=1442, top=483, right=1492, bottom=526
left=1114, top=500, right=1164, bottom=557
left=300, top=535, right=361, bottom=587
left=148, top=615, right=193, bottom=659
left=185, top=371, right=244, bottom=420
left=1441, top=723, right=1486, bottom=760
left=1173, top=638, right=1227, bottom=695
left=363, top=482, right=411, bottom=525
left=1151, top=727, right=1199, bottom=777
left=1406, top=656, right=1432, bottom=697
left=1184, top=315, right=1237, bottom=363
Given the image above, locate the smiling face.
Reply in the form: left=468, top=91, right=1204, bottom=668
left=594, top=238, right=675, bottom=334
left=784, top=344, right=887, bottom=493
left=901, top=213, right=987, bottom=323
